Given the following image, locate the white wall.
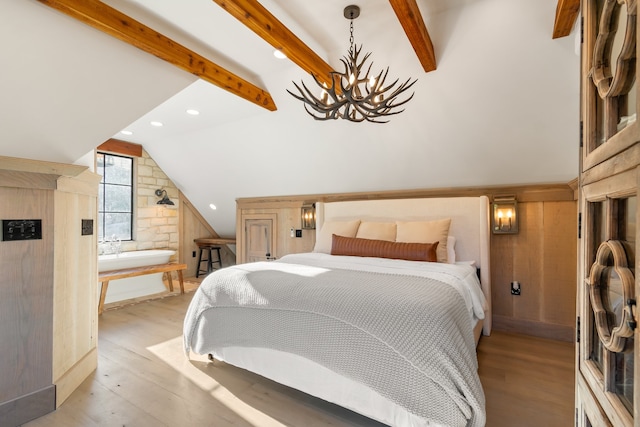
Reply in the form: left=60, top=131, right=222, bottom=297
left=147, top=0, right=580, bottom=236
left=0, top=1, right=196, bottom=164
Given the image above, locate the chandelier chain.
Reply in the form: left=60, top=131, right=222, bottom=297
left=349, top=20, right=354, bottom=55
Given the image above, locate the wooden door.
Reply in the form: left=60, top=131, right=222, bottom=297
left=578, top=1, right=639, bottom=426
left=240, top=213, right=277, bottom=263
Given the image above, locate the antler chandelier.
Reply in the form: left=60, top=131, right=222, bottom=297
left=287, top=5, right=417, bottom=124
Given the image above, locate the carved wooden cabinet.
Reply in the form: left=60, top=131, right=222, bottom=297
left=577, top=0, right=639, bottom=425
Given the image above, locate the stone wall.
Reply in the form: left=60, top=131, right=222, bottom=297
left=120, top=149, right=179, bottom=261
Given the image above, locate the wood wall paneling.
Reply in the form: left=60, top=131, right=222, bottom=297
left=491, top=200, right=577, bottom=341
left=490, top=233, right=515, bottom=319
left=237, top=183, right=576, bottom=206
left=277, top=207, right=315, bottom=256
left=180, top=192, right=235, bottom=276
left=513, top=202, right=544, bottom=323
left=0, top=187, right=55, bottom=420
left=541, top=201, right=577, bottom=327
left=53, top=171, right=100, bottom=407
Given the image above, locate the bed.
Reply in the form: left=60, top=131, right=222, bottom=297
left=183, top=196, right=491, bottom=427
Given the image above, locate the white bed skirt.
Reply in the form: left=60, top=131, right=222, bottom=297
left=209, top=317, right=483, bottom=427
left=212, top=347, right=445, bottom=427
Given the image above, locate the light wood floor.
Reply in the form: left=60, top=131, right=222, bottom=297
left=24, top=288, right=575, bottom=427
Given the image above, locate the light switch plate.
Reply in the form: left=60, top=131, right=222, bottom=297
left=81, top=219, right=93, bottom=236
left=2, top=219, right=42, bottom=241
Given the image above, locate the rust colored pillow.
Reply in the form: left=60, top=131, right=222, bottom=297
left=331, top=234, right=439, bottom=262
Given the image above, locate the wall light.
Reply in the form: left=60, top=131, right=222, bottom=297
left=301, top=203, right=316, bottom=229
left=155, top=189, right=174, bottom=206
left=492, top=195, right=518, bottom=234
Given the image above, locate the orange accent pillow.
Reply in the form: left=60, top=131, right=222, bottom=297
left=331, top=234, right=439, bottom=262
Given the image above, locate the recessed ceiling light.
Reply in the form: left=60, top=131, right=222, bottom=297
left=150, top=121, right=163, bottom=127
left=120, top=130, right=133, bottom=135
left=209, top=203, right=217, bottom=210
left=186, top=109, right=200, bottom=115
left=273, top=49, right=286, bottom=59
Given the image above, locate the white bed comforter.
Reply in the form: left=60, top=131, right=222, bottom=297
left=183, top=253, right=486, bottom=427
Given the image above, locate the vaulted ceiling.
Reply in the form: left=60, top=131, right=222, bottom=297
left=1, top=0, right=580, bottom=237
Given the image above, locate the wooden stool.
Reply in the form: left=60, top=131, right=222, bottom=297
left=196, top=244, right=222, bottom=277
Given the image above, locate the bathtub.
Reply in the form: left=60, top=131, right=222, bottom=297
left=98, top=249, right=176, bottom=304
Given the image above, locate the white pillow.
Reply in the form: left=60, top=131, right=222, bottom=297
left=396, top=218, right=451, bottom=263
left=447, top=236, right=456, bottom=264
left=313, top=220, right=361, bottom=254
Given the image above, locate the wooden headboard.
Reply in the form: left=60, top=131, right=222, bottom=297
left=315, top=196, right=492, bottom=335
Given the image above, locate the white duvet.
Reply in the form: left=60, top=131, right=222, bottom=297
left=281, top=253, right=487, bottom=322
left=184, top=253, right=487, bottom=427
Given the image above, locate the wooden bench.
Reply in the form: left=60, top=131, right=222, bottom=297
left=98, top=263, right=187, bottom=315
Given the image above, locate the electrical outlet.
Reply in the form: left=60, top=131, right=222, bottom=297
left=511, top=281, right=521, bottom=295
left=192, top=251, right=196, bottom=257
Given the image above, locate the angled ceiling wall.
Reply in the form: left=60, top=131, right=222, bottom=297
left=1, top=0, right=579, bottom=237
left=0, top=1, right=196, bottom=163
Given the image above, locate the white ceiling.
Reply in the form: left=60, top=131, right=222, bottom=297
left=1, top=0, right=579, bottom=238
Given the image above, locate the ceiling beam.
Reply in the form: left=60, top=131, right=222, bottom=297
left=36, top=0, right=277, bottom=111
left=552, top=0, right=580, bottom=39
left=389, top=0, right=436, bottom=73
left=98, top=139, right=143, bottom=157
left=212, top=0, right=335, bottom=86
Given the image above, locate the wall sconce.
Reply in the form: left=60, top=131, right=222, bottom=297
left=301, top=203, right=316, bottom=229
left=155, top=189, right=174, bottom=206
left=492, top=195, right=518, bottom=234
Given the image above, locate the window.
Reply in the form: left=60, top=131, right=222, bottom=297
left=97, top=152, right=133, bottom=241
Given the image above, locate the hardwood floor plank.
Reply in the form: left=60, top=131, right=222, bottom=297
left=478, top=331, right=575, bottom=427
left=23, top=292, right=575, bottom=427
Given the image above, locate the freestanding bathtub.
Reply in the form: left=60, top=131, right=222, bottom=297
left=98, top=249, right=176, bottom=304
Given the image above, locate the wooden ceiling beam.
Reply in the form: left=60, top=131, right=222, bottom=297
left=98, top=139, right=143, bottom=157
left=212, top=0, right=335, bottom=86
left=389, top=0, right=436, bottom=73
left=36, top=0, right=277, bottom=111
left=552, top=0, right=580, bottom=39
